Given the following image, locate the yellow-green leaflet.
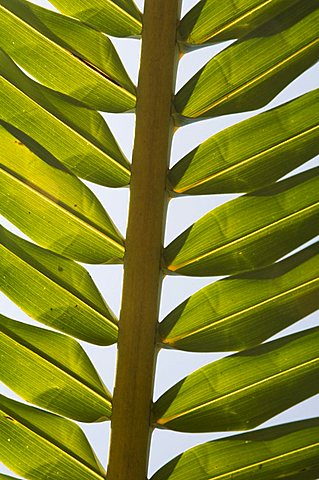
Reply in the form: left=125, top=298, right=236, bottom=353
left=151, top=418, right=319, bottom=480
left=175, top=2, right=319, bottom=123
left=154, top=328, right=319, bottom=432
left=0, top=124, right=125, bottom=263
left=0, top=395, right=106, bottom=479
left=0, top=49, right=130, bottom=187
left=179, top=0, right=301, bottom=47
left=0, top=0, right=136, bottom=111
left=0, top=226, right=118, bottom=345
left=160, top=243, right=319, bottom=352
left=48, top=0, right=142, bottom=37
left=170, top=89, right=319, bottom=195
left=0, top=315, right=112, bottom=422
left=165, top=168, right=319, bottom=276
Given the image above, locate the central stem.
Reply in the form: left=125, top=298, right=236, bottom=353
left=107, top=2, right=181, bottom=479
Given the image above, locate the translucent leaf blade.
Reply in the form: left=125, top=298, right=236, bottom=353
left=160, top=243, right=319, bottom=352
left=175, top=3, right=319, bottom=123
left=165, top=168, right=319, bottom=276
left=0, top=124, right=125, bottom=264
left=0, top=226, right=118, bottom=345
left=170, top=89, right=319, bottom=195
left=0, top=0, right=136, bottom=112
left=48, top=0, right=142, bottom=37
left=0, top=49, right=130, bottom=187
left=179, top=0, right=301, bottom=47
left=151, top=418, right=319, bottom=480
left=0, top=314, right=112, bottom=422
left=154, top=327, right=319, bottom=433
left=0, top=395, right=105, bottom=479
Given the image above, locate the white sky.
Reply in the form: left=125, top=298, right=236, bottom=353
left=1, top=0, right=318, bottom=478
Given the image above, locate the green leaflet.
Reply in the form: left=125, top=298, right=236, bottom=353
left=164, top=167, right=319, bottom=276
left=153, top=327, right=319, bottom=433
left=0, top=48, right=130, bottom=187
left=0, top=476, right=23, bottom=479
left=0, top=395, right=105, bottom=479
left=151, top=418, right=319, bottom=480
left=0, top=123, right=124, bottom=264
left=48, top=0, right=142, bottom=37
left=179, top=0, right=301, bottom=47
left=169, top=89, right=319, bottom=195
left=175, top=2, right=319, bottom=123
left=0, top=226, right=118, bottom=345
left=160, top=242, right=319, bottom=352
left=0, top=0, right=136, bottom=112
left=0, top=314, right=112, bottom=422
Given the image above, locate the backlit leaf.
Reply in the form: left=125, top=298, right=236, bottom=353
left=0, top=0, right=136, bottom=112
left=179, top=0, right=300, bottom=47
left=154, top=327, right=319, bottom=432
left=151, top=418, right=319, bottom=480
left=0, top=314, right=112, bottom=422
left=48, top=0, right=142, bottom=37
left=0, top=395, right=105, bottom=479
left=0, top=49, right=130, bottom=187
left=170, top=89, right=319, bottom=195
left=160, top=242, right=319, bottom=352
left=0, top=123, right=125, bottom=263
left=165, top=168, right=319, bottom=276
left=0, top=226, right=118, bottom=345
left=0, top=475, right=23, bottom=479
left=175, top=2, right=319, bottom=123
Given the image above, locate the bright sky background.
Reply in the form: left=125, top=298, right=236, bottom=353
left=1, top=0, right=318, bottom=478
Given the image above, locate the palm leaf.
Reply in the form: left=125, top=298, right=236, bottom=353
left=154, top=327, right=319, bottom=432
left=0, top=124, right=125, bottom=263
left=0, top=0, right=318, bottom=478
left=0, top=314, right=112, bottom=422
left=0, top=49, right=130, bottom=186
left=160, top=242, right=319, bottom=352
left=48, top=0, right=142, bottom=37
left=178, top=0, right=301, bottom=47
left=0, top=225, right=118, bottom=345
left=0, top=395, right=105, bottom=479
left=0, top=0, right=136, bottom=111
left=0, top=475, right=23, bottom=479
left=151, top=418, right=319, bottom=480
left=175, top=2, right=319, bottom=123
left=165, top=168, right=319, bottom=276
left=170, top=89, right=319, bottom=195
